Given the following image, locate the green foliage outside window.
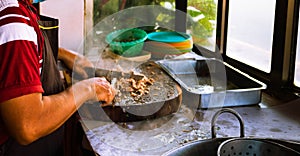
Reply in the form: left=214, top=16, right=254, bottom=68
left=188, top=0, right=216, bottom=46
left=93, top=0, right=216, bottom=44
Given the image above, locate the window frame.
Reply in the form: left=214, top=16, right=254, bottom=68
left=187, top=0, right=300, bottom=95
left=290, top=0, right=300, bottom=92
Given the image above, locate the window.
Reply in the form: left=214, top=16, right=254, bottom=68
left=93, top=0, right=174, bottom=26
left=295, top=49, right=300, bottom=87
left=294, top=8, right=300, bottom=87
left=187, top=0, right=218, bottom=51
left=85, top=0, right=300, bottom=92
left=85, top=0, right=177, bottom=56
left=226, top=0, right=276, bottom=73
left=214, top=0, right=300, bottom=92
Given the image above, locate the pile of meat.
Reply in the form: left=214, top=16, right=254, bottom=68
left=108, top=62, right=179, bottom=106
left=112, top=72, right=154, bottom=101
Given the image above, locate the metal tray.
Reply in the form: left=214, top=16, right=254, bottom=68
left=156, top=58, right=267, bottom=108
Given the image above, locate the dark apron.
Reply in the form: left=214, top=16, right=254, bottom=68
left=37, top=16, right=89, bottom=156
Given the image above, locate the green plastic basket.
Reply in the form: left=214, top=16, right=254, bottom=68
left=106, top=28, right=148, bottom=57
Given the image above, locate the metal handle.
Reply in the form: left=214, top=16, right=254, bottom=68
left=211, top=108, right=245, bottom=138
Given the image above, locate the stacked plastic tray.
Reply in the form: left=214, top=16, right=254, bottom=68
left=144, top=31, right=193, bottom=59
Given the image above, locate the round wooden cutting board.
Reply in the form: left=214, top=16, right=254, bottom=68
left=79, top=61, right=182, bottom=122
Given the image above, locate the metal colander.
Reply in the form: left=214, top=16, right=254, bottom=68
left=217, top=138, right=300, bottom=156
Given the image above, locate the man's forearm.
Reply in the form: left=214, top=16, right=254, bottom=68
left=58, top=47, right=78, bottom=70
left=0, top=79, right=94, bottom=145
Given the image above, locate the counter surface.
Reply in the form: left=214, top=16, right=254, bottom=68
left=80, top=91, right=300, bottom=156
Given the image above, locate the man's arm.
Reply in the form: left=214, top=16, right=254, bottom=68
left=58, top=48, right=94, bottom=79
left=0, top=77, right=114, bottom=145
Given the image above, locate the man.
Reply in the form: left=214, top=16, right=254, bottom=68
left=0, top=0, right=115, bottom=155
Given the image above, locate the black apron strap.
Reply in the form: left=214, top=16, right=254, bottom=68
left=39, top=15, right=65, bottom=95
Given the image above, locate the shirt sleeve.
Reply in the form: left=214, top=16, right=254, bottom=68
left=0, top=7, right=44, bottom=103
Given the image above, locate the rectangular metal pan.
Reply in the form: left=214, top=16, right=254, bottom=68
left=156, top=58, right=267, bottom=108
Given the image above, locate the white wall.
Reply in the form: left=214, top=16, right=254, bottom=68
left=40, top=0, right=84, bottom=53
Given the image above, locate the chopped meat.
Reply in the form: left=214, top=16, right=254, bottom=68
left=127, top=74, right=155, bottom=98
left=106, top=61, right=178, bottom=106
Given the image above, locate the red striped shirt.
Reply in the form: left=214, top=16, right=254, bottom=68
left=0, top=0, right=44, bottom=144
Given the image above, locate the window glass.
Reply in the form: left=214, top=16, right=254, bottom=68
left=93, top=0, right=175, bottom=27
left=226, top=0, right=276, bottom=73
left=91, top=0, right=176, bottom=44
left=187, top=0, right=218, bottom=51
left=94, top=1, right=164, bottom=23
left=294, top=9, right=300, bottom=87
left=85, top=0, right=177, bottom=58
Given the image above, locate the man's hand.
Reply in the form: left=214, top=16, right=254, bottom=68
left=89, top=77, right=115, bottom=105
